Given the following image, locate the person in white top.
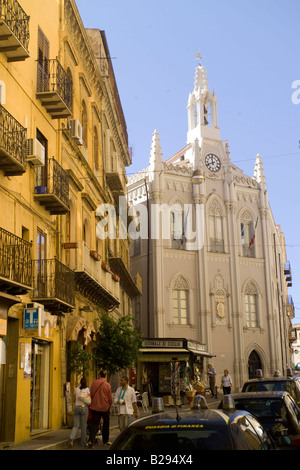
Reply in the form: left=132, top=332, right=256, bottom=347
left=221, top=369, right=233, bottom=395
left=114, top=376, right=139, bottom=431
left=69, top=377, right=91, bottom=447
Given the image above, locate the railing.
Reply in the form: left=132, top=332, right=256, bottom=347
left=0, top=104, right=27, bottom=168
left=32, top=258, right=75, bottom=307
left=74, top=241, right=120, bottom=301
left=0, top=226, right=32, bottom=287
left=210, top=238, right=225, bottom=253
left=37, top=58, right=73, bottom=111
left=35, top=158, right=69, bottom=208
left=0, top=0, right=30, bottom=52
left=242, top=244, right=255, bottom=258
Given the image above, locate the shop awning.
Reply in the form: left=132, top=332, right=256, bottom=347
left=138, top=339, right=215, bottom=361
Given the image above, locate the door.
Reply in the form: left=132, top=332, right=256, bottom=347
left=31, top=339, right=50, bottom=432
left=248, top=350, right=262, bottom=379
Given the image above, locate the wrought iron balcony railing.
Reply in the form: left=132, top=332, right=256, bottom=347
left=0, top=0, right=30, bottom=61
left=32, top=258, right=75, bottom=313
left=34, top=157, right=69, bottom=214
left=0, top=104, right=27, bottom=175
left=0, top=226, right=32, bottom=294
left=36, top=58, right=73, bottom=118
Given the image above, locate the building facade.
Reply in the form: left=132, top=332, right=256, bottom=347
left=0, top=0, right=138, bottom=445
left=127, top=63, right=294, bottom=395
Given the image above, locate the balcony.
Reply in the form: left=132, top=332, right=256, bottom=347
left=0, top=105, right=27, bottom=175
left=209, top=238, right=225, bottom=253
left=31, top=258, right=75, bottom=313
left=0, top=0, right=30, bottom=62
left=70, top=241, right=120, bottom=310
left=36, top=58, right=73, bottom=119
left=109, top=256, right=142, bottom=298
left=284, top=261, right=292, bottom=287
left=105, top=152, right=125, bottom=203
left=0, top=226, right=32, bottom=295
left=34, top=157, right=69, bottom=214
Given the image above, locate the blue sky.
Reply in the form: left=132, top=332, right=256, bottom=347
left=76, top=0, right=300, bottom=323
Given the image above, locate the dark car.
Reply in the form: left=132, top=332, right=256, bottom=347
left=110, top=406, right=275, bottom=451
left=242, top=374, right=300, bottom=407
left=222, top=391, right=300, bottom=449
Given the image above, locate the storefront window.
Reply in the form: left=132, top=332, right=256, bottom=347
left=31, top=339, right=50, bottom=432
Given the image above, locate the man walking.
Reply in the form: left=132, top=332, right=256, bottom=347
left=207, top=363, right=217, bottom=398
left=114, top=376, right=139, bottom=432
left=89, top=370, right=113, bottom=447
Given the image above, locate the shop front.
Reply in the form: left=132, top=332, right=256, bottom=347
left=137, top=338, right=215, bottom=405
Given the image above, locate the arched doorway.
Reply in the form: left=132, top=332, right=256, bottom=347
left=248, top=350, right=262, bottom=379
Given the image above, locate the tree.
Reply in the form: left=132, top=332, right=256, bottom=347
left=93, top=313, right=142, bottom=380
left=69, top=340, right=93, bottom=385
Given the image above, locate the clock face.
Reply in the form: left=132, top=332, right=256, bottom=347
left=205, top=154, right=221, bottom=172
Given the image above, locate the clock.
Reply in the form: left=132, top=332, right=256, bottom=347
left=205, top=153, right=221, bottom=172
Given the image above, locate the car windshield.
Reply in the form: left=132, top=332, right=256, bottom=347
left=115, top=425, right=232, bottom=450
left=235, top=398, right=283, bottom=418
left=243, top=381, right=297, bottom=400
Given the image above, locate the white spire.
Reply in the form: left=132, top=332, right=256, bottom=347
left=253, top=153, right=266, bottom=188
left=149, top=129, right=163, bottom=170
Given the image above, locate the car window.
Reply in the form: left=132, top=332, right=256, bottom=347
left=231, top=415, right=271, bottom=450
left=285, top=395, right=300, bottom=434
left=115, top=428, right=232, bottom=451
left=235, top=398, right=283, bottom=418
left=285, top=382, right=297, bottom=401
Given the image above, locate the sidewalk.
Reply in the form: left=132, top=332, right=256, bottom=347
left=1, top=395, right=219, bottom=451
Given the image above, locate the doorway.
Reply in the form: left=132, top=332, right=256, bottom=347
left=248, top=350, right=262, bottom=379
left=31, top=339, right=50, bottom=432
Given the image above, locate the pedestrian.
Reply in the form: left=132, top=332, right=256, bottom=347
left=207, top=363, right=217, bottom=398
left=89, top=370, right=113, bottom=448
left=68, top=377, right=91, bottom=448
left=221, top=369, right=232, bottom=395
left=114, top=376, right=139, bottom=432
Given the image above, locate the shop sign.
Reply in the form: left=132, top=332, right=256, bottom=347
left=0, top=318, right=7, bottom=336
left=142, top=340, right=183, bottom=348
left=23, top=306, right=44, bottom=337
left=187, top=341, right=206, bottom=353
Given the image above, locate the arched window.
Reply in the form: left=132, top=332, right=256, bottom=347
left=172, top=276, right=189, bottom=325
left=208, top=198, right=224, bottom=253
left=170, top=202, right=184, bottom=248
left=244, top=281, right=258, bottom=328
left=240, top=210, right=256, bottom=258
left=93, top=126, right=99, bottom=172
left=81, top=100, right=88, bottom=145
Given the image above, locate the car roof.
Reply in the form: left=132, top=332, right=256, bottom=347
left=126, top=408, right=249, bottom=429
left=243, top=376, right=299, bottom=384
left=232, top=391, right=287, bottom=400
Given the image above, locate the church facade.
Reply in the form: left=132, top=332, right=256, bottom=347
left=127, top=63, right=293, bottom=392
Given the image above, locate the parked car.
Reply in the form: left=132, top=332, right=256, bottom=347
left=110, top=399, right=275, bottom=450
left=221, top=391, right=300, bottom=449
left=242, top=374, right=300, bottom=407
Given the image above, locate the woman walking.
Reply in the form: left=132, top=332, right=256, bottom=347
left=69, top=377, right=91, bottom=447
left=221, top=370, right=232, bottom=395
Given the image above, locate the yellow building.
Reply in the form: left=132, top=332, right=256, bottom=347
left=0, top=0, right=139, bottom=445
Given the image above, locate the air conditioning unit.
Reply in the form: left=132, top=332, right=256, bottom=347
left=70, top=119, right=83, bottom=145
left=27, top=139, right=45, bottom=166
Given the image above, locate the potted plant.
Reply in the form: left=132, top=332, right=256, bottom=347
left=101, top=261, right=110, bottom=272
left=90, top=250, right=101, bottom=261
